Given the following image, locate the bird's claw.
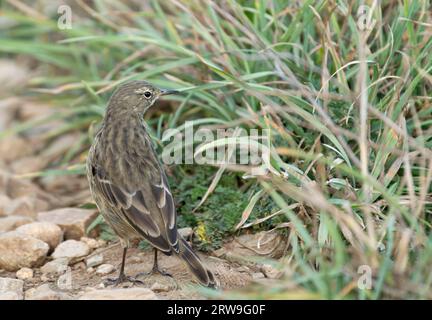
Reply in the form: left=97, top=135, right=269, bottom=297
left=135, top=267, right=173, bottom=279
left=104, top=274, right=144, bottom=287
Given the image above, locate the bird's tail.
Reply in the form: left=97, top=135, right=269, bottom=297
left=177, top=235, right=218, bottom=288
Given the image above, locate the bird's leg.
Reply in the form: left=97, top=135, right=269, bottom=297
left=104, top=248, right=144, bottom=286
left=135, top=248, right=173, bottom=278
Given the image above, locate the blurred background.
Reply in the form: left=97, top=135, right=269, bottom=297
left=0, top=0, right=431, bottom=299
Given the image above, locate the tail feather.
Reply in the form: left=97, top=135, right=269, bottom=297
left=177, top=235, right=217, bottom=288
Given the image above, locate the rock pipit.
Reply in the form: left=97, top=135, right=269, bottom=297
left=86, top=81, right=217, bottom=288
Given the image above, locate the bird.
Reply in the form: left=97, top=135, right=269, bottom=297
left=86, top=80, right=217, bottom=288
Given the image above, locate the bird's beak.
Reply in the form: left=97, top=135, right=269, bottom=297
left=160, top=89, right=179, bottom=96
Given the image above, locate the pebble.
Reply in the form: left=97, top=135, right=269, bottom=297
left=251, top=272, right=265, bottom=280
left=40, top=258, right=69, bottom=275
left=16, top=267, right=34, bottom=280
left=37, top=208, right=98, bottom=240
left=0, top=231, right=49, bottom=271
left=0, top=277, right=24, bottom=300
left=52, top=240, right=90, bottom=262
left=96, top=264, right=115, bottom=275
left=150, top=282, right=170, bottom=292
left=85, top=254, right=104, bottom=268
left=25, top=283, right=72, bottom=300
left=15, top=222, right=63, bottom=250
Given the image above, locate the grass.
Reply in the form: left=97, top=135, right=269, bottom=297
left=0, top=0, right=431, bottom=299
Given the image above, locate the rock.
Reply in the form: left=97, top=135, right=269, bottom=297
left=260, top=264, right=283, bottom=279
left=80, top=237, right=100, bottom=249
left=87, top=267, right=95, bottom=274
left=52, top=240, right=90, bottom=262
left=178, top=227, right=193, bottom=239
left=0, top=231, right=49, bottom=271
left=0, top=291, right=21, bottom=300
left=150, top=282, right=170, bottom=293
left=37, top=208, right=98, bottom=240
left=0, top=196, right=49, bottom=218
left=0, top=216, right=33, bottom=232
left=79, top=288, right=157, bottom=300
left=15, top=222, right=63, bottom=250
left=16, top=267, right=33, bottom=280
left=40, top=258, right=69, bottom=275
left=86, top=254, right=104, bottom=268
left=0, top=277, right=24, bottom=300
left=25, top=284, right=71, bottom=300
left=252, top=272, right=265, bottom=280
left=96, top=264, right=114, bottom=275
left=221, top=231, right=287, bottom=261
left=236, top=266, right=251, bottom=273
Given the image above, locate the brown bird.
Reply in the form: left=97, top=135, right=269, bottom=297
left=86, top=80, right=217, bottom=287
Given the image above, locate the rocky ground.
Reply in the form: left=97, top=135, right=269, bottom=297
left=0, top=59, right=285, bottom=300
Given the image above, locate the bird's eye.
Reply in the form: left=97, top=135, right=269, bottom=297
left=144, top=91, right=152, bottom=99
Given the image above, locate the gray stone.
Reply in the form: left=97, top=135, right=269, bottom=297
left=52, top=240, right=90, bottom=262
left=178, top=227, right=193, bottom=239
left=85, top=254, right=104, bottom=268
left=0, top=277, right=24, bottom=300
left=37, top=208, right=98, bottom=240
left=40, top=258, right=69, bottom=275
left=96, top=264, right=114, bottom=275
left=25, top=284, right=72, bottom=300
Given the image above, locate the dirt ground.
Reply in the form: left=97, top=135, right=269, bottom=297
left=0, top=240, right=260, bottom=299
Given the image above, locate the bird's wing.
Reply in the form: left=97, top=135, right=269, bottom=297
left=91, top=164, right=178, bottom=253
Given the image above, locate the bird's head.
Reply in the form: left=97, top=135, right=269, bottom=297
left=107, top=80, right=178, bottom=116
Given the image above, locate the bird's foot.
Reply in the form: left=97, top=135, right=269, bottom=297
left=135, top=266, right=173, bottom=279
left=104, top=273, right=144, bottom=287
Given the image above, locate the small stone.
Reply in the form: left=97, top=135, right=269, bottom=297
left=252, top=272, right=265, bottom=280
left=25, top=283, right=71, bottom=300
left=237, top=266, right=250, bottom=273
left=0, top=277, right=24, bottom=300
left=37, top=208, right=98, bottom=240
left=16, top=267, right=33, bottom=280
left=150, top=282, right=170, bottom=293
left=0, top=216, right=33, bottom=232
left=80, top=237, right=100, bottom=249
left=96, top=283, right=105, bottom=289
left=85, top=254, right=104, bottom=268
left=0, top=231, right=49, bottom=271
left=15, top=222, right=63, bottom=250
left=178, top=227, right=193, bottom=239
left=79, top=288, right=157, bottom=300
left=97, top=239, right=107, bottom=247
left=260, top=264, right=283, bottom=279
left=128, top=256, right=142, bottom=264
left=52, top=240, right=90, bottom=262
left=87, top=267, right=95, bottom=274
left=40, top=274, right=49, bottom=282
left=96, top=264, right=114, bottom=275
left=40, top=258, right=69, bottom=275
